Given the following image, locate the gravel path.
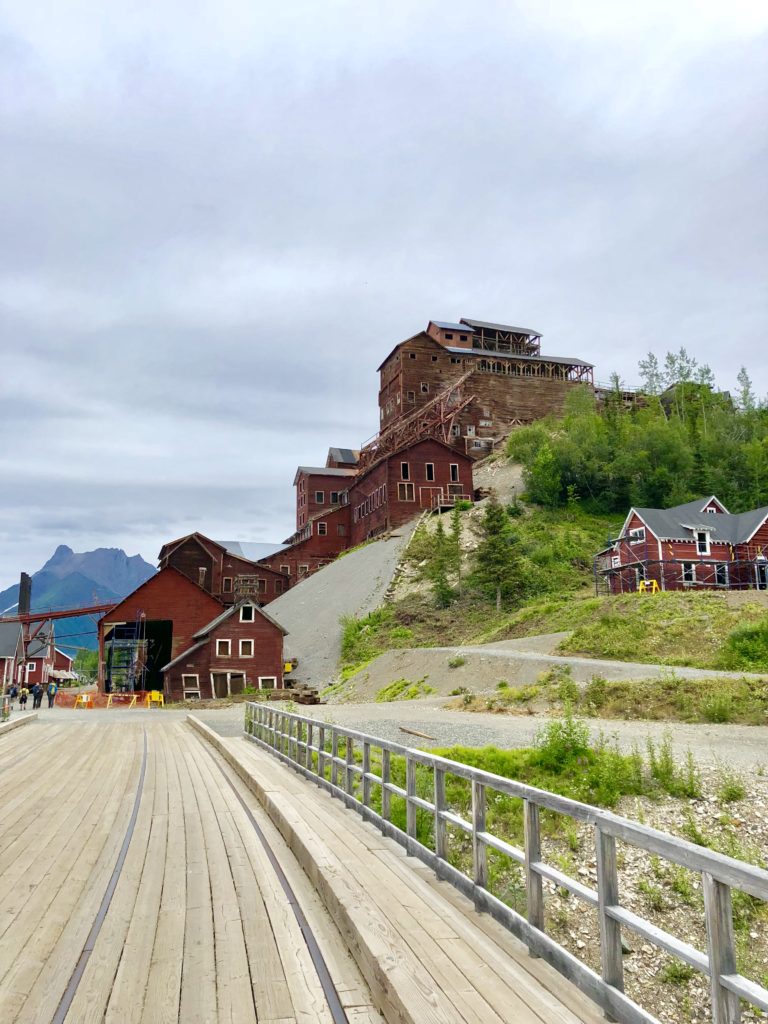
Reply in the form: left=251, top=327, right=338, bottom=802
left=190, top=698, right=768, bottom=768
left=263, top=523, right=417, bottom=687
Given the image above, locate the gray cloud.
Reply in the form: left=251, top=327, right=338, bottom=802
left=1, top=1, right=767, bottom=587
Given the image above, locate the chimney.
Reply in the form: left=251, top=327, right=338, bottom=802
left=18, top=573, right=32, bottom=617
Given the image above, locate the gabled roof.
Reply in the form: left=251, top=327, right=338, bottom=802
left=160, top=641, right=207, bottom=673
left=0, top=621, right=22, bottom=658
left=628, top=497, right=768, bottom=546
left=376, top=331, right=442, bottom=372
left=192, top=599, right=287, bottom=640
left=99, top=565, right=223, bottom=623
left=158, top=532, right=226, bottom=561
left=26, top=622, right=54, bottom=659
left=327, top=447, right=360, bottom=466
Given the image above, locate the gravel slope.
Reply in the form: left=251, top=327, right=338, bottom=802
left=264, top=523, right=417, bottom=687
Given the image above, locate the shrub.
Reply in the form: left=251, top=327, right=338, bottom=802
left=449, top=686, right=469, bottom=696
left=448, top=655, right=466, bottom=669
left=717, top=765, right=747, bottom=803
left=701, top=694, right=733, bottom=723
left=497, top=679, right=509, bottom=690
left=721, top=617, right=768, bottom=672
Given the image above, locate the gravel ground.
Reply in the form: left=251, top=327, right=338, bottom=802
left=342, top=643, right=768, bottom=704
left=190, top=697, right=768, bottom=768
left=264, top=523, right=417, bottom=687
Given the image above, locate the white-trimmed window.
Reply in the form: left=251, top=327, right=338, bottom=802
left=240, top=605, right=255, bottom=622
left=258, top=676, right=277, bottom=689
left=239, top=639, right=254, bottom=657
left=425, top=463, right=435, bottom=481
left=695, top=530, right=710, bottom=555
left=451, top=424, right=461, bottom=437
left=315, top=490, right=324, bottom=504
left=420, top=382, right=429, bottom=393
left=401, top=462, right=410, bottom=480
left=611, top=555, right=621, bottom=568
left=330, top=491, right=339, bottom=503
left=397, top=482, right=415, bottom=501
left=706, top=507, right=718, bottom=514
left=299, top=564, right=309, bottom=575
left=280, top=564, right=290, bottom=575
left=318, top=522, right=327, bottom=536
left=682, top=562, right=696, bottom=584
left=715, top=563, right=729, bottom=587
left=182, top=674, right=200, bottom=699
left=629, top=528, right=646, bottom=544
left=450, top=464, right=459, bottom=482
left=216, top=639, right=231, bottom=657
left=222, top=576, right=233, bottom=592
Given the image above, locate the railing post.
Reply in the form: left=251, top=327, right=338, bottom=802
left=362, top=742, right=371, bottom=808
left=317, top=725, right=326, bottom=783
left=703, top=872, right=741, bottom=1024
left=345, top=737, right=355, bottom=796
left=331, top=731, right=339, bottom=788
left=406, top=758, right=417, bottom=840
left=524, top=800, right=544, bottom=936
left=434, top=767, right=447, bottom=860
left=595, top=827, right=624, bottom=1002
left=472, top=780, right=487, bottom=889
left=381, top=749, right=391, bottom=821
left=305, top=721, right=313, bottom=771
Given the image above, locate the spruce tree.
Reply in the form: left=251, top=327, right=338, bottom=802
left=470, top=495, right=524, bottom=612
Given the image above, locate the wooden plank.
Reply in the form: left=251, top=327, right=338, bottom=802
left=104, top=725, right=170, bottom=1022
left=142, top=725, right=187, bottom=1024
left=8, top=725, right=143, bottom=1024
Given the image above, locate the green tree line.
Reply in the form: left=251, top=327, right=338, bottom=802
left=508, top=353, right=767, bottom=513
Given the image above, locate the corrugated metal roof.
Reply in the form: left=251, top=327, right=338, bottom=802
left=445, top=347, right=593, bottom=368
left=0, top=621, right=22, bottom=658
left=327, top=447, right=360, bottom=465
left=430, top=321, right=475, bottom=332
left=461, top=318, right=542, bottom=336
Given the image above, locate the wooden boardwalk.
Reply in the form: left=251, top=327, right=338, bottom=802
left=0, top=719, right=382, bottom=1024
left=0, top=717, right=604, bottom=1024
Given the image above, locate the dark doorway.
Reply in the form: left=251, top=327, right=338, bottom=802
left=104, top=619, right=172, bottom=693
left=212, top=672, right=229, bottom=698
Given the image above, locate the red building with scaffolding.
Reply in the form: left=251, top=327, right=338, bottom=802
left=594, top=496, right=768, bottom=594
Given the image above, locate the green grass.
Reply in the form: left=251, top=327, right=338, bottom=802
left=375, top=677, right=435, bottom=702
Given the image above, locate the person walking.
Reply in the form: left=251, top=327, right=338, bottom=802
left=9, top=684, right=18, bottom=709
left=31, top=682, right=42, bottom=709
left=19, top=685, right=29, bottom=710
left=46, top=680, right=58, bottom=708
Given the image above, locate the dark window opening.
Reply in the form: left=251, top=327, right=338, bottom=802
left=425, top=463, right=435, bottom=481
left=401, top=462, right=410, bottom=480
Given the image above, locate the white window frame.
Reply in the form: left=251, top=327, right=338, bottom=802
left=182, top=674, right=200, bottom=699
left=465, top=425, right=476, bottom=437
left=280, top=564, right=290, bottom=575
left=695, top=530, right=710, bottom=555
left=397, top=482, right=415, bottom=502
left=299, top=564, right=309, bottom=575
left=240, top=605, right=255, bottom=622
left=714, top=563, right=729, bottom=587
left=629, top=528, right=646, bottom=545
left=451, top=424, right=461, bottom=437
left=216, top=639, right=231, bottom=657
left=450, top=463, right=459, bottom=482
left=611, top=555, right=621, bottom=569
left=315, top=490, right=325, bottom=504
left=239, top=639, right=254, bottom=658
left=222, top=576, right=233, bottom=593
left=317, top=522, right=327, bottom=536
left=425, top=463, right=435, bottom=482
left=401, top=462, right=410, bottom=480
left=330, top=491, right=339, bottom=504
left=682, top=562, right=696, bottom=585
left=705, top=507, right=718, bottom=514
left=258, top=676, right=278, bottom=690
left=420, top=382, right=429, bottom=393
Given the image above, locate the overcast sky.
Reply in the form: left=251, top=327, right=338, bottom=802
left=1, top=1, right=766, bottom=590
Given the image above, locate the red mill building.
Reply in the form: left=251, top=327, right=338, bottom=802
left=377, top=317, right=594, bottom=459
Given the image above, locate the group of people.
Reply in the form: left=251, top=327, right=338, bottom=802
left=8, top=680, right=58, bottom=709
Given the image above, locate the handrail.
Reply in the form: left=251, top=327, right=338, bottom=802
left=244, top=703, right=768, bottom=1024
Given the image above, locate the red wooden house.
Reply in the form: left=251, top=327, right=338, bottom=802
left=158, top=533, right=289, bottom=605
left=23, top=622, right=56, bottom=687
left=293, top=466, right=356, bottom=530
left=0, top=621, right=23, bottom=690
left=348, top=438, right=473, bottom=546
left=595, top=496, right=768, bottom=594
left=98, top=566, right=225, bottom=696
left=161, top=599, right=286, bottom=700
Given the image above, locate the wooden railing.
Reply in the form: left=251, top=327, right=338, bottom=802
left=244, top=703, right=768, bottom=1024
